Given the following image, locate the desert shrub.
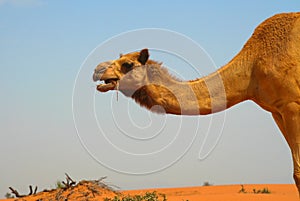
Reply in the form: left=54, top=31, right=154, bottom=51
left=104, top=191, right=167, bottom=201
left=253, top=187, right=271, bottom=194
left=202, top=181, right=213, bottom=186
left=238, top=185, right=271, bottom=194
left=238, top=185, right=247, bottom=193
left=5, top=192, right=14, bottom=198
left=55, top=180, right=65, bottom=189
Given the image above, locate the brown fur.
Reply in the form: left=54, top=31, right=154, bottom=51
left=94, top=12, right=300, bottom=195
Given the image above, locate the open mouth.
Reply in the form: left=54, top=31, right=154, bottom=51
left=92, top=62, right=119, bottom=92
left=96, top=78, right=119, bottom=92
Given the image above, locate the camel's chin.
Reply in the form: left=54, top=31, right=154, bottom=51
left=96, top=83, right=116, bottom=92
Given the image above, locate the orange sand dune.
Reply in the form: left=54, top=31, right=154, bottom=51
left=126, top=184, right=299, bottom=201
left=1, top=184, right=298, bottom=201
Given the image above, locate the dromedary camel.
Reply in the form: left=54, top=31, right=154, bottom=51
left=93, top=12, right=300, bottom=194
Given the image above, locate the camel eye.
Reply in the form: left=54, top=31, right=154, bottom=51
left=122, top=62, right=134, bottom=71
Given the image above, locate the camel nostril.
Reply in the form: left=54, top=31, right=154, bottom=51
left=92, top=73, right=99, bottom=82
left=95, top=61, right=113, bottom=72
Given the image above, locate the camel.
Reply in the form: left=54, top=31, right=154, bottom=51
left=93, top=12, right=300, bottom=195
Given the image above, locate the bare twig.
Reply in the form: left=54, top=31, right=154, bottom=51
left=34, top=186, right=38, bottom=194
left=9, top=187, right=24, bottom=198
left=9, top=185, right=38, bottom=198
left=98, top=176, right=107, bottom=182
left=29, top=185, right=33, bottom=195
left=65, top=173, right=76, bottom=186
left=61, top=173, right=77, bottom=189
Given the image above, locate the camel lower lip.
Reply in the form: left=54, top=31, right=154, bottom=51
left=96, top=81, right=117, bottom=92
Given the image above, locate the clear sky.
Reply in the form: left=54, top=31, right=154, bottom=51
left=1, top=0, right=300, bottom=198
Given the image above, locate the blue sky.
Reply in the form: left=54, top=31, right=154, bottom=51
left=1, top=0, right=300, bottom=198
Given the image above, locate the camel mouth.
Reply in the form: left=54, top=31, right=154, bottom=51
left=96, top=78, right=119, bottom=92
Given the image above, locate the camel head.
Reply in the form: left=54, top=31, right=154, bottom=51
left=93, top=49, right=157, bottom=96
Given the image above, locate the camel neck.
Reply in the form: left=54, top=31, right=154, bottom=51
left=191, top=55, right=252, bottom=115
left=131, top=55, right=252, bottom=115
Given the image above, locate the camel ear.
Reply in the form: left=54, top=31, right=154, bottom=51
left=138, top=49, right=149, bottom=65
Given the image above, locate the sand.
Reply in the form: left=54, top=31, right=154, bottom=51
left=126, top=184, right=299, bottom=201
left=1, top=183, right=298, bottom=201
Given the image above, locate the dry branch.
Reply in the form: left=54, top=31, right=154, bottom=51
left=61, top=173, right=76, bottom=189
left=9, top=185, right=38, bottom=198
